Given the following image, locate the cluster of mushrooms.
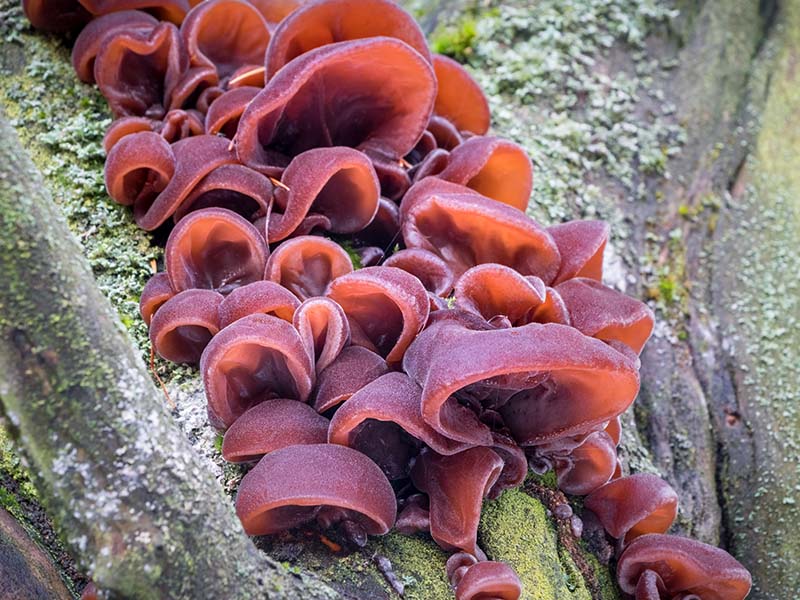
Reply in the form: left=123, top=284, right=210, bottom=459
left=24, top=0, right=753, bottom=598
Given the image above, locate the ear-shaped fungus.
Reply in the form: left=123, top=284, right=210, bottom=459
left=556, top=278, right=655, bottom=354
left=448, top=558, right=522, bottom=600
left=264, top=0, right=431, bottom=78
left=454, top=264, right=546, bottom=327
left=103, top=109, right=205, bottom=152
left=552, top=430, right=618, bottom=495
left=431, top=54, right=491, bottom=136
left=264, top=236, right=353, bottom=300
left=312, top=346, right=390, bottom=413
left=548, top=220, right=609, bottom=284
left=268, top=147, right=380, bottom=242
left=218, top=280, right=299, bottom=328
left=293, top=297, right=350, bottom=374
left=222, top=399, right=329, bottom=462
left=617, top=534, right=751, bottom=600
left=23, top=0, right=91, bottom=32
left=181, top=0, right=270, bottom=84
left=383, top=249, right=455, bottom=298
left=326, top=266, right=429, bottom=364
left=165, top=207, right=268, bottom=294
left=235, top=443, right=397, bottom=536
left=403, top=315, right=640, bottom=446
left=201, top=313, right=314, bottom=429
left=149, top=288, right=223, bottom=363
left=584, top=474, right=678, bottom=543
left=438, top=136, right=533, bottom=212
left=247, top=0, right=302, bottom=24
left=401, top=178, right=560, bottom=281
left=81, top=0, right=190, bottom=23
left=235, top=38, right=436, bottom=174
left=139, top=271, right=175, bottom=325
left=205, top=86, right=261, bottom=137
left=328, top=373, right=471, bottom=479
left=411, top=447, right=503, bottom=556
left=104, top=133, right=238, bottom=229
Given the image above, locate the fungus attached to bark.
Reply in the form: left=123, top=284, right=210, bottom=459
left=263, top=235, right=353, bottom=300
left=149, top=288, right=222, bottom=363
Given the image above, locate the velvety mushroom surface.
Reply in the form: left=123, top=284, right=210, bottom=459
left=25, top=1, right=752, bottom=598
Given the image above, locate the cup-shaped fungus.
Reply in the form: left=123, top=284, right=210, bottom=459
left=401, top=178, right=560, bottom=281
left=181, top=0, right=269, bottom=85
left=326, top=266, right=429, bottom=364
left=222, top=399, right=329, bottom=463
left=264, top=0, right=431, bottom=78
left=235, top=444, right=397, bottom=537
left=218, top=281, right=300, bottom=328
left=584, top=474, right=678, bottom=543
left=552, top=430, right=618, bottom=495
left=431, top=54, right=491, bottom=136
left=83, top=0, right=190, bottom=23
left=293, top=297, right=350, bottom=374
left=139, top=271, right=175, bottom=326
left=204, top=86, right=261, bottom=138
left=383, top=249, right=455, bottom=298
left=547, top=220, right=610, bottom=284
left=149, top=288, right=222, bottom=363
left=164, top=207, right=268, bottom=294
left=438, top=136, right=533, bottom=212
left=235, top=38, right=436, bottom=175
left=555, top=278, right=655, bottom=355
left=23, top=0, right=91, bottom=31
left=311, top=346, right=390, bottom=413
left=201, top=313, right=314, bottom=429
left=411, top=447, right=503, bottom=556
left=328, top=372, right=471, bottom=479
left=617, top=534, right=751, bottom=600
left=449, top=559, right=522, bottom=600
left=264, top=236, right=353, bottom=300
left=268, top=147, right=380, bottom=242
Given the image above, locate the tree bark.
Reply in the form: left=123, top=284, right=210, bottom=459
left=0, top=113, right=337, bottom=599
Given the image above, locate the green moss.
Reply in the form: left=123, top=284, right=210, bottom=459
left=374, top=533, right=451, bottom=600
left=431, top=16, right=479, bottom=60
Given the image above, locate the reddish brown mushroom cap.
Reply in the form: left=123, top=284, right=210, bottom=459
left=218, top=280, right=300, bottom=328
left=205, top=86, right=261, bottom=138
left=269, top=147, right=380, bottom=242
left=311, top=346, right=390, bottom=413
left=181, top=0, right=269, bottom=83
left=617, top=534, right=752, bottom=600
left=235, top=443, right=397, bottom=536
left=264, top=236, right=353, bottom=300
left=454, top=264, right=546, bottom=327
left=326, top=266, right=429, bottom=364
left=427, top=115, right=463, bottom=151
left=431, top=54, right=491, bottom=135
left=222, top=399, right=329, bottom=463
left=401, top=178, right=561, bottom=282
left=139, top=271, right=175, bottom=326
left=553, top=430, right=618, bottom=495
left=149, top=288, right=222, bottom=363
left=328, top=373, right=471, bottom=478
left=585, top=474, right=678, bottom=542
left=439, top=136, right=533, bottom=212
left=165, top=207, right=268, bottom=294
left=264, top=0, right=431, bottom=79
left=293, top=297, right=350, bottom=375
left=23, top=0, right=91, bottom=32
left=81, top=0, right=190, bottom=24
left=556, top=278, right=655, bottom=354
left=235, top=38, right=436, bottom=174
left=383, top=249, right=455, bottom=298
left=247, top=0, right=303, bottom=24
left=411, top=447, right=503, bottom=555
left=201, top=313, right=314, bottom=429
left=454, top=561, right=522, bottom=600
left=548, top=220, right=610, bottom=284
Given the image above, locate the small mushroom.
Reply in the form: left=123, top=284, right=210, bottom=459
left=431, top=54, right=491, bottom=136
left=311, top=346, right=390, bottom=413
left=149, top=288, right=222, bottom=363
left=218, top=281, right=300, bottom=328
left=293, top=297, right=350, bottom=374
left=264, top=236, right=353, bottom=300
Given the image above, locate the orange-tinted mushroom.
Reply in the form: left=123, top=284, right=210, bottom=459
left=552, top=430, right=618, bottom=495
left=235, top=443, right=397, bottom=536
left=268, top=147, right=380, bottom=242
left=431, top=54, right=490, bottom=136
left=328, top=373, right=471, bottom=479
left=383, top=249, right=455, bottom=298
left=452, top=560, right=522, bottom=600
left=584, top=474, right=678, bottom=543
left=149, top=288, right=222, bottom=363
left=548, top=220, right=609, bottom=284
left=454, top=264, right=546, bottom=327
left=201, top=313, right=314, bottom=429
left=205, top=86, right=261, bottom=138
left=401, top=177, right=560, bottom=281
left=311, top=346, right=390, bottom=413
left=438, top=136, right=532, bottom=211
left=81, top=0, right=190, bottom=24
left=165, top=207, right=268, bottom=294
left=218, top=280, right=299, bottom=328
left=293, top=297, right=350, bottom=374
left=556, top=278, right=655, bottom=355
left=235, top=38, right=435, bottom=175
left=264, top=236, right=353, bottom=300
left=427, top=115, right=463, bottom=151
left=264, top=0, right=431, bottom=78
left=103, top=109, right=205, bottom=152
left=23, top=0, right=91, bottom=31
left=326, top=266, right=429, bottom=364
left=411, top=447, right=503, bottom=555
left=139, top=271, right=175, bottom=326
left=617, top=534, right=751, bottom=600
left=222, top=399, right=328, bottom=462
